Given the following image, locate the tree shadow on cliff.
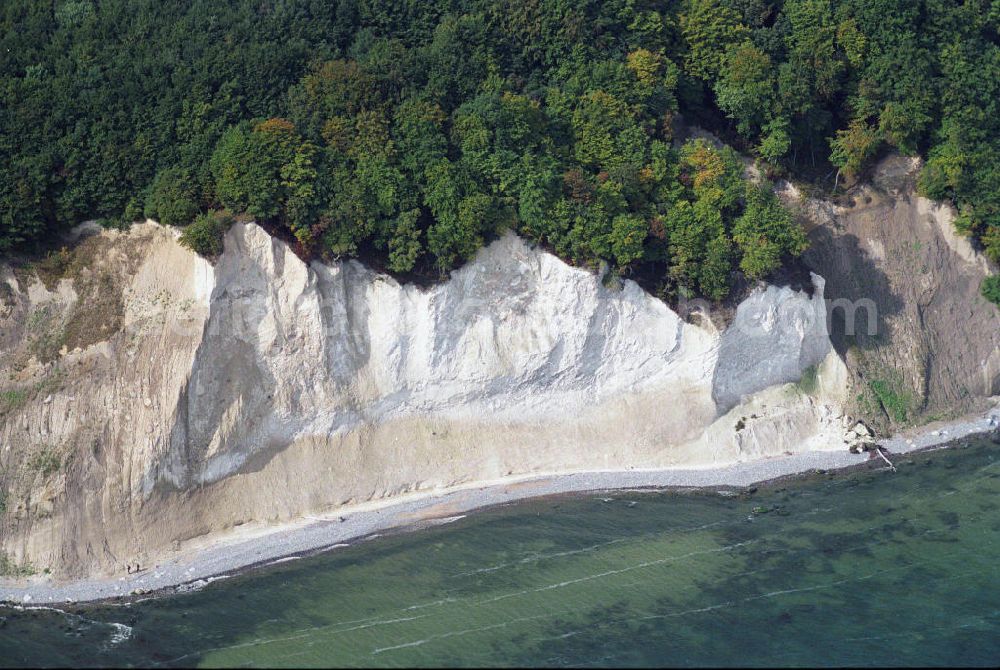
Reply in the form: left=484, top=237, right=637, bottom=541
left=802, top=227, right=905, bottom=357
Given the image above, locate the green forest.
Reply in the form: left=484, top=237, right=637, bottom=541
left=2, top=1, right=999, bottom=302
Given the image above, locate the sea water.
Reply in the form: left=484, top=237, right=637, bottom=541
left=2, top=439, right=1000, bottom=667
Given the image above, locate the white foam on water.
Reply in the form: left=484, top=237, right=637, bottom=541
left=108, top=622, right=133, bottom=646
left=434, top=515, right=467, bottom=524
left=14, top=604, right=133, bottom=648
left=264, top=556, right=302, bottom=566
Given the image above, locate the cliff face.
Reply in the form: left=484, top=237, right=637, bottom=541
left=0, top=222, right=847, bottom=577
left=3, top=154, right=995, bottom=581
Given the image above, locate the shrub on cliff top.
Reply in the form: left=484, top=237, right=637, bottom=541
left=982, top=276, right=1000, bottom=306
left=179, top=211, right=234, bottom=259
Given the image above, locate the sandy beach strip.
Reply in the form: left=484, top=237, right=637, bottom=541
left=2, top=408, right=996, bottom=606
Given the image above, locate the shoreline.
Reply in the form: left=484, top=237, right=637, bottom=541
left=2, top=408, right=996, bottom=607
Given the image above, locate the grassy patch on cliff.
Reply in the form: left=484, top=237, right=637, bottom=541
left=796, top=365, right=819, bottom=395
left=856, top=376, right=915, bottom=425
left=28, top=449, right=61, bottom=477
left=0, top=551, right=35, bottom=578
left=869, top=379, right=913, bottom=423
left=25, top=304, right=66, bottom=363
left=0, top=389, right=26, bottom=414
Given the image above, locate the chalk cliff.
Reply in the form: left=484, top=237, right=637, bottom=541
left=0, top=220, right=848, bottom=577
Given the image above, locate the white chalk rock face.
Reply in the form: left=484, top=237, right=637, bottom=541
left=158, top=225, right=725, bottom=487
left=152, top=223, right=844, bottom=489
left=712, top=275, right=832, bottom=412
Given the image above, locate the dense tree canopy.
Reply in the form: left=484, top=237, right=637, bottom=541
left=2, top=1, right=998, bottom=301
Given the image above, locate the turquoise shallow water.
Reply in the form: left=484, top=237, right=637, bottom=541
left=2, top=440, right=1000, bottom=667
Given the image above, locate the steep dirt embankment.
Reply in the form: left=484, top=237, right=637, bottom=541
left=780, top=156, right=1000, bottom=433
left=0, top=222, right=847, bottom=578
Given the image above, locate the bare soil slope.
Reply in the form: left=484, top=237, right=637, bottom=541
left=783, top=155, right=1000, bottom=432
